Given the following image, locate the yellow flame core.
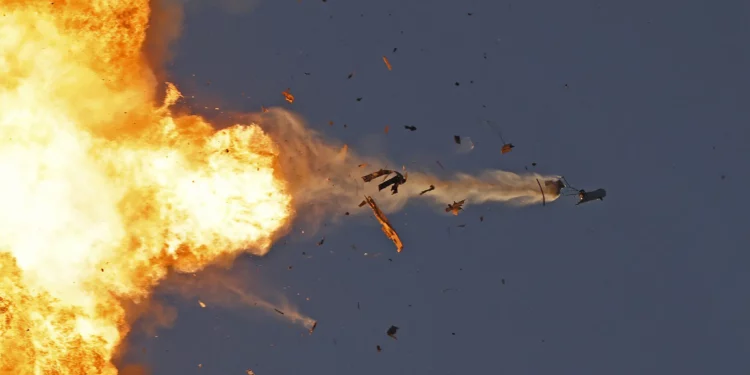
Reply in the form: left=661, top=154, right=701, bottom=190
left=0, top=2, right=293, bottom=374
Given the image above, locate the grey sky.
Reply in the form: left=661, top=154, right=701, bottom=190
left=122, top=0, right=749, bottom=374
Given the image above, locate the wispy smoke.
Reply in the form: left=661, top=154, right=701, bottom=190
left=159, top=267, right=316, bottom=330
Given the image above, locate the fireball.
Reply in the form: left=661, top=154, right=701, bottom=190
left=0, top=1, right=293, bottom=374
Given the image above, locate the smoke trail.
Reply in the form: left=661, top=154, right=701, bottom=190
left=159, top=269, right=316, bottom=331
left=234, top=109, right=562, bottom=224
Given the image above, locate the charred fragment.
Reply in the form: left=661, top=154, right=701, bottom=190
left=274, top=308, right=285, bottom=315
left=362, top=169, right=393, bottom=182
left=445, top=200, right=465, bottom=216
left=419, top=185, right=435, bottom=195
left=387, top=325, right=399, bottom=339
left=404, top=125, right=417, bottom=131
left=364, top=196, right=404, bottom=252
left=453, top=135, right=461, bottom=144
left=309, top=321, right=318, bottom=334
left=377, top=171, right=407, bottom=194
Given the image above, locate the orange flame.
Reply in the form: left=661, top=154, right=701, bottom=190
left=0, top=1, right=293, bottom=374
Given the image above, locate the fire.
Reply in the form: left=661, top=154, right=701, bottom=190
left=0, top=1, right=293, bottom=375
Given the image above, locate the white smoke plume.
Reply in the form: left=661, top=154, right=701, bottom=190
left=231, top=108, right=562, bottom=225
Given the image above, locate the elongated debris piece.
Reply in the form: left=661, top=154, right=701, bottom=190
left=364, top=196, right=404, bottom=252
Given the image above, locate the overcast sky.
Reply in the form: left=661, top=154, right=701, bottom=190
left=121, top=0, right=749, bottom=374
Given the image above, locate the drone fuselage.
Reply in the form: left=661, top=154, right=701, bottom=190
left=577, top=188, right=606, bottom=205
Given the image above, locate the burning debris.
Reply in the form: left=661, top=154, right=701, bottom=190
left=363, top=196, right=404, bottom=252
left=282, top=88, right=294, bottom=103
left=387, top=325, right=399, bottom=339
left=501, top=143, right=514, bottom=154
left=445, top=200, right=466, bottom=215
left=382, top=56, right=393, bottom=70
left=309, top=321, right=318, bottom=334
left=419, top=185, right=435, bottom=195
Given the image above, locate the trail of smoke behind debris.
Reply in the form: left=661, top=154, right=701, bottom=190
left=238, top=109, right=561, bottom=222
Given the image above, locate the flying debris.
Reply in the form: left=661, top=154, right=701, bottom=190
left=576, top=189, right=607, bottom=205
left=387, top=325, right=399, bottom=339
left=404, top=125, right=417, bottom=131
left=453, top=135, right=461, bottom=144
left=419, top=185, right=435, bottom=195
left=378, top=171, right=407, bottom=194
left=282, top=88, right=294, bottom=103
left=538, top=178, right=565, bottom=206
left=362, top=169, right=393, bottom=182
left=309, top=321, right=318, bottom=334
left=482, top=120, right=515, bottom=154
left=383, top=56, right=393, bottom=70
left=363, top=196, right=404, bottom=252
left=556, top=177, right=606, bottom=206
left=445, top=200, right=466, bottom=215
left=362, top=169, right=408, bottom=194
left=543, top=179, right=566, bottom=197
left=274, top=308, right=285, bottom=315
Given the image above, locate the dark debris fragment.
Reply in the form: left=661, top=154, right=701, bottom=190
left=378, top=171, right=407, bottom=195
left=404, top=125, right=417, bottom=131
left=362, top=169, right=393, bottom=182
left=419, top=185, right=435, bottom=195
left=387, top=325, right=399, bottom=339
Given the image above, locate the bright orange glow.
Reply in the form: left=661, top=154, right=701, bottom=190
left=0, top=1, right=293, bottom=374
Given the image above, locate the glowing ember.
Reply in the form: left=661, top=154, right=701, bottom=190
left=0, top=1, right=293, bottom=374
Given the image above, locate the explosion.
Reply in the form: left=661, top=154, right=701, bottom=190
left=0, top=1, right=564, bottom=374
left=1, top=1, right=292, bottom=374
